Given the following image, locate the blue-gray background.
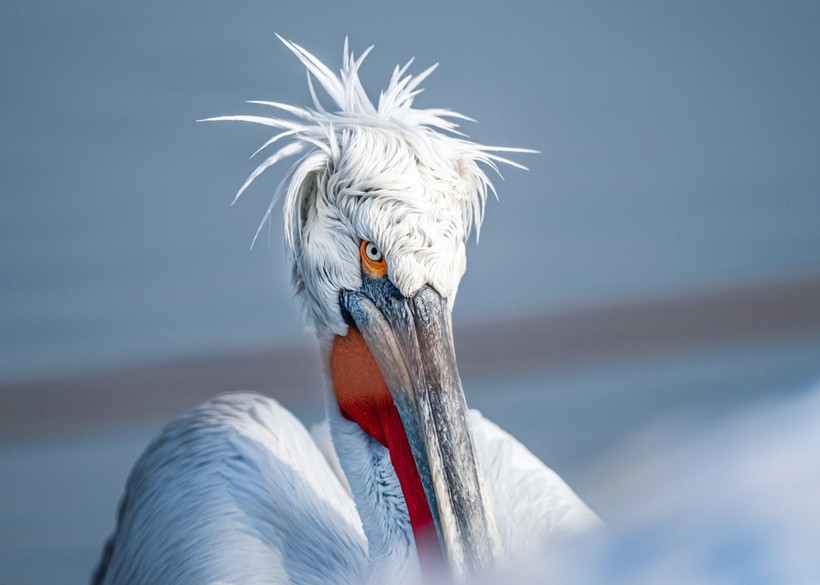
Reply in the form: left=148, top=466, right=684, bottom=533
left=2, top=2, right=820, bottom=584
left=2, top=1, right=818, bottom=381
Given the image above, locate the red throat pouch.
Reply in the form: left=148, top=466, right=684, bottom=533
left=331, top=329, right=442, bottom=564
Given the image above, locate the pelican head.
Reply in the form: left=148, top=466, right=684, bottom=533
left=203, top=37, right=529, bottom=581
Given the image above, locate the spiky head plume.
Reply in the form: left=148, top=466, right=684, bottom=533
left=203, top=37, right=531, bottom=337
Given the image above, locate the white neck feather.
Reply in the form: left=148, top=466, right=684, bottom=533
left=326, top=404, right=422, bottom=584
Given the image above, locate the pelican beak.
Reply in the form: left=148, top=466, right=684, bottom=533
left=341, top=278, right=502, bottom=581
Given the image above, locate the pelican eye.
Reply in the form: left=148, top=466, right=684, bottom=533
left=360, top=240, right=387, bottom=278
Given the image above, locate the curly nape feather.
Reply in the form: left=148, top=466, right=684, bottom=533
left=200, top=35, right=533, bottom=254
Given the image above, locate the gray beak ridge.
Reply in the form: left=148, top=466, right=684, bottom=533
left=342, top=279, right=502, bottom=581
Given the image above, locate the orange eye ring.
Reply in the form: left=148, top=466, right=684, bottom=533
left=360, top=240, right=388, bottom=278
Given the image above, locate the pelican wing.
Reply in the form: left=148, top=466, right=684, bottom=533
left=93, top=393, right=367, bottom=585
left=468, top=410, right=603, bottom=561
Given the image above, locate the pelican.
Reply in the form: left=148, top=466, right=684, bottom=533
left=93, top=38, right=601, bottom=585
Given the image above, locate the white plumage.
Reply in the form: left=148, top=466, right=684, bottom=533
left=200, top=35, right=529, bottom=338
left=95, top=393, right=598, bottom=585
left=94, top=38, right=600, bottom=585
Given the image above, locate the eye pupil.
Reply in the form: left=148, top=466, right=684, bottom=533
left=366, top=243, right=382, bottom=261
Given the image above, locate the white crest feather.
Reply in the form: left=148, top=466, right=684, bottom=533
left=200, top=36, right=534, bottom=253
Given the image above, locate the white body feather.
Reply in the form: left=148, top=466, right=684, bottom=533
left=94, top=393, right=600, bottom=585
